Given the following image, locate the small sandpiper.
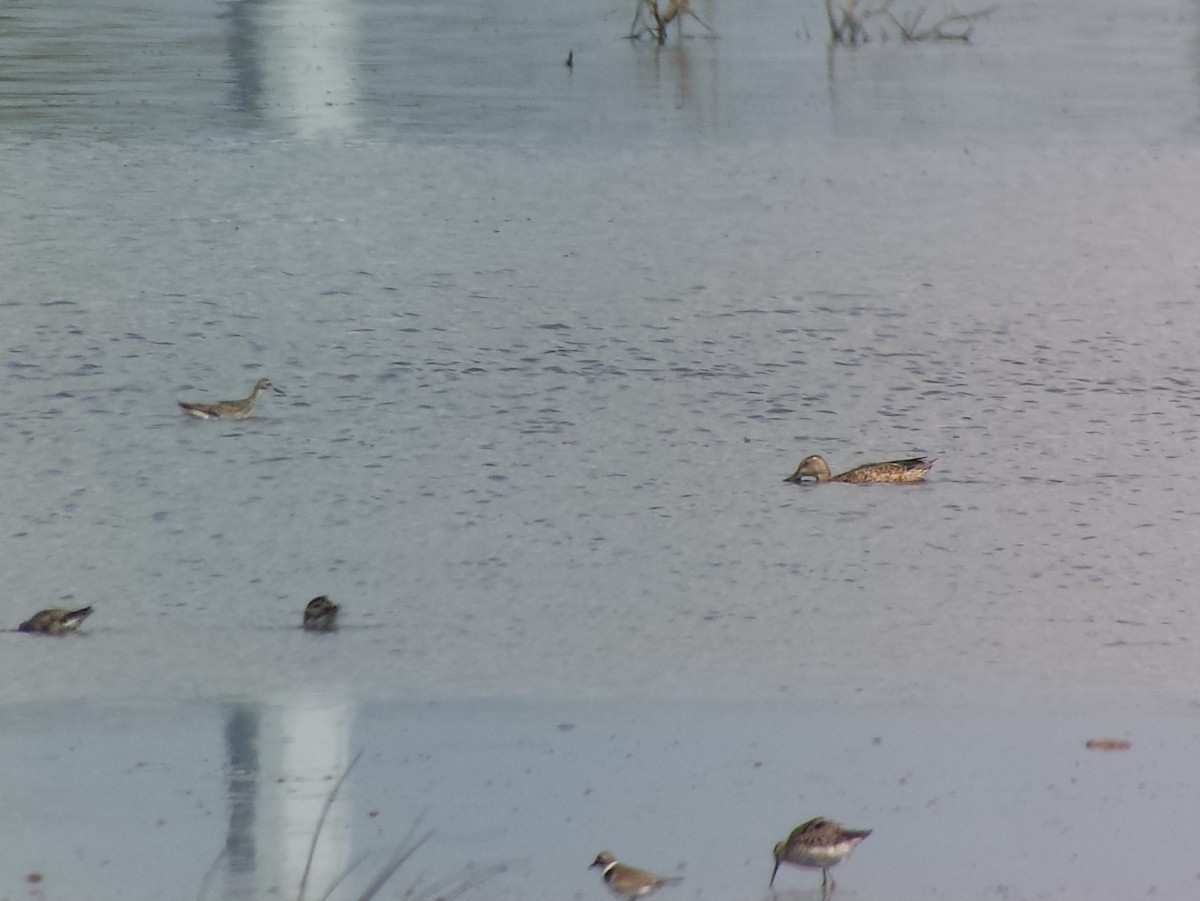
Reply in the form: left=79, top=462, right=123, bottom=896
left=178, top=378, right=283, bottom=420
left=590, top=852, right=682, bottom=901
left=303, top=595, right=339, bottom=632
left=18, top=606, right=94, bottom=635
left=770, top=817, right=872, bottom=890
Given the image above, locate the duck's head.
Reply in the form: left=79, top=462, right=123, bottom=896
left=784, top=455, right=827, bottom=482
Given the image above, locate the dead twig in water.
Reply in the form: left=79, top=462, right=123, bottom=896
left=825, top=0, right=895, bottom=45
left=888, top=3, right=998, bottom=41
left=202, top=749, right=503, bottom=901
left=628, top=0, right=711, bottom=44
left=340, top=814, right=507, bottom=901
left=304, top=766, right=505, bottom=901
left=195, top=847, right=227, bottom=901
left=402, top=862, right=511, bottom=901
left=826, top=0, right=996, bottom=44
left=298, top=749, right=364, bottom=901
left=341, top=820, right=433, bottom=901
left=315, top=851, right=373, bottom=901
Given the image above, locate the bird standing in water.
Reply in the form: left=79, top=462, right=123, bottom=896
left=590, top=852, right=682, bottom=900
left=770, top=817, right=872, bottom=890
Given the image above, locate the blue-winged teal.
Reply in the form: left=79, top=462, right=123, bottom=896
left=785, top=454, right=933, bottom=484
left=590, top=852, right=682, bottom=901
left=178, top=378, right=283, bottom=420
left=303, top=595, right=339, bottom=632
left=19, top=606, right=94, bottom=634
left=770, top=817, right=872, bottom=889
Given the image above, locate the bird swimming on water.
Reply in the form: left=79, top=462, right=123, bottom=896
left=178, top=378, right=283, bottom=420
left=785, top=454, right=933, bottom=484
left=19, top=606, right=94, bottom=634
left=303, top=595, right=339, bottom=632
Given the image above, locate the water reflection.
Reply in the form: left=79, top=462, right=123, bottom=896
left=224, top=705, right=259, bottom=892
left=228, top=0, right=360, bottom=134
left=220, top=693, right=352, bottom=899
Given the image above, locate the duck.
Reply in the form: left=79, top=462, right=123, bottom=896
left=178, top=378, right=283, bottom=420
left=785, top=454, right=933, bottom=484
left=18, top=606, right=94, bottom=634
left=303, top=595, right=339, bottom=632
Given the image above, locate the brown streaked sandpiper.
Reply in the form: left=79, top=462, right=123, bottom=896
left=18, top=606, right=94, bottom=635
left=590, top=852, right=682, bottom=901
left=770, top=817, right=872, bottom=889
left=303, top=595, right=339, bottom=632
left=178, top=378, right=283, bottom=420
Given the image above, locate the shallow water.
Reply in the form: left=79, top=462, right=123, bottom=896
left=4, top=0, right=1200, bottom=898
left=4, top=698, right=1197, bottom=901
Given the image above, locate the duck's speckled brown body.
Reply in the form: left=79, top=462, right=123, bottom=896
left=785, top=454, right=933, bottom=484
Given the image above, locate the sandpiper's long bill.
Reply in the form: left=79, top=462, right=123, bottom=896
left=303, top=595, right=339, bottom=632
left=590, top=852, right=682, bottom=901
left=770, top=817, right=872, bottom=889
left=19, top=606, right=94, bottom=635
left=178, top=378, right=283, bottom=420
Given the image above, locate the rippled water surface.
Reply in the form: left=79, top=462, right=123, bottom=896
left=3, top=0, right=1200, bottom=897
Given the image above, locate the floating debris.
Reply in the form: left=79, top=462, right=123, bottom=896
left=1085, top=738, right=1132, bottom=751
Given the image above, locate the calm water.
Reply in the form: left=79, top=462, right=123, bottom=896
left=8, top=698, right=1200, bottom=900
left=0, top=0, right=1196, bottom=143
left=4, top=0, right=1200, bottom=897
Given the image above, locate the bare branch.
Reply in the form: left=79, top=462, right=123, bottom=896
left=828, top=0, right=996, bottom=45
left=628, top=0, right=711, bottom=43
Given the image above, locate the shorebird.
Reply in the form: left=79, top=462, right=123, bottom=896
left=590, top=852, right=682, bottom=901
left=177, top=378, right=283, bottom=420
left=303, top=595, right=339, bottom=632
left=770, top=817, right=872, bottom=889
left=18, top=606, right=94, bottom=634
left=784, top=454, right=933, bottom=484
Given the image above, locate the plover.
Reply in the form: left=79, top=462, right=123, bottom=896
left=590, top=852, right=682, bottom=900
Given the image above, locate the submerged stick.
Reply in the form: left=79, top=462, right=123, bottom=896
left=352, top=831, right=434, bottom=901
left=404, top=862, right=510, bottom=901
